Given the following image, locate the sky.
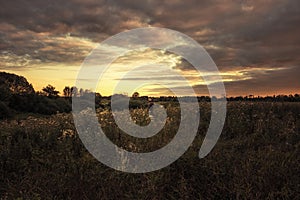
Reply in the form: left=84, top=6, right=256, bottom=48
left=0, top=0, right=299, bottom=96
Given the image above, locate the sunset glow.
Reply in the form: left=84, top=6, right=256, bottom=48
left=0, top=0, right=299, bottom=96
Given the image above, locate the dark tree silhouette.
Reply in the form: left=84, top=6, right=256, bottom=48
left=42, top=84, right=59, bottom=98
left=0, top=72, right=34, bottom=94
left=71, top=86, right=78, bottom=97
left=63, top=86, right=72, bottom=97
left=132, top=92, right=140, bottom=98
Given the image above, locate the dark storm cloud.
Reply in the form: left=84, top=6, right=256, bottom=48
left=1, top=0, right=299, bottom=63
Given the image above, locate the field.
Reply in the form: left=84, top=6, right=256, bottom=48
left=0, top=102, right=299, bottom=199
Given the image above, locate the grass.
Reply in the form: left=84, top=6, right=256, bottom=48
left=0, top=102, right=299, bottom=199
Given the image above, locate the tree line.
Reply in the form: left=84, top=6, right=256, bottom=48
left=0, top=72, right=94, bottom=118
left=0, top=71, right=299, bottom=119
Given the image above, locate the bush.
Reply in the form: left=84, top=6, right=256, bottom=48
left=129, top=99, right=148, bottom=109
left=8, top=94, right=72, bottom=115
left=55, top=98, right=72, bottom=113
left=0, top=101, right=12, bottom=119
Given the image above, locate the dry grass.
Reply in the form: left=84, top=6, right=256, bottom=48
left=0, top=102, right=299, bottom=199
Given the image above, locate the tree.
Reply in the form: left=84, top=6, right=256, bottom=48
left=0, top=72, right=35, bottom=95
left=42, top=84, right=59, bottom=98
left=79, top=88, right=84, bottom=97
left=71, top=86, right=78, bottom=97
left=63, top=86, right=72, bottom=97
left=132, top=92, right=140, bottom=98
left=95, top=92, right=102, bottom=108
left=0, top=85, right=11, bottom=102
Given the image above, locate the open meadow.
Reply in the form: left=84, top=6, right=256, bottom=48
left=0, top=101, right=299, bottom=199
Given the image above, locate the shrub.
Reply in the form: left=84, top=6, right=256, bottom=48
left=0, top=101, right=12, bottom=119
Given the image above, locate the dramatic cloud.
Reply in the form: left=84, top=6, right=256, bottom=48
left=0, top=0, right=299, bottom=95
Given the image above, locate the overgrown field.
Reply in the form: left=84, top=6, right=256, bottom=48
left=0, top=102, right=299, bottom=199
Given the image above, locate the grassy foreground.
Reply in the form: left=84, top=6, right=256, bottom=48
left=0, top=102, right=299, bottom=199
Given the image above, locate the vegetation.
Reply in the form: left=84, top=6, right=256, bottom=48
left=41, top=84, right=60, bottom=98
left=0, top=71, right=299, bottom=199
left=0, top=72, right=72, bottom=118
left=0, top=102, right=299, bottom=199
